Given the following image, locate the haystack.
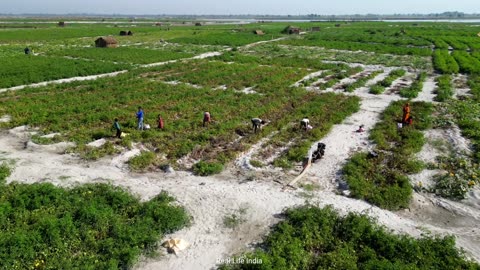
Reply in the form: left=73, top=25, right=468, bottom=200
left=95, top=37, right=118, bottom=48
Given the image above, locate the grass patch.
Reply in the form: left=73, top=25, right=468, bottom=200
left=218, top=205, right=479, bottom=269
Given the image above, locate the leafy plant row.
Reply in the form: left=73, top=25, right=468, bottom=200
left=399, top=72, right=427, bottom=98
left=47, top=46, right=194, bottom=65
left=434, top=74, right=454, bottom=102
left=0, top=55, right=128, bottom=88
left=219, top=206, right=479, bottom=269
left=343, top=101, right=433, bottom=210
left=452, top=51, right=480, bottom=74
left=344, top=70, right=383, bottom=92
left=369, top=69, right=406, bottom=94
left=433, top=50, right=459, bottom=74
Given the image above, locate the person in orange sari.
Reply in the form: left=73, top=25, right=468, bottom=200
left=402, top=103, right=411, bottom=124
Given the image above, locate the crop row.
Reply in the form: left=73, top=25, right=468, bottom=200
left=282, top=38, right=432, bottom=57
left=47, top=46, right=195, bottom=65
left=0, top=55, right=128, bottom=88
left=399, top=72, right=427, bottom=98
left=343, top=101, right=433, bottom=210
left=435, top=74, right=454, bottom=101
left=433, top=50, right=459, bottom=74
left=452, top=51, right=480, bottom=74
left=369, top=69, right=406, bottom=94
left=343, top=70, right=383, bottom=92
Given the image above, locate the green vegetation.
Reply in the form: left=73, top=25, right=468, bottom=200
left=0, top=179, right=189, bottom=269
left=193, top=160, right=224, bottom=176
left=429, top=155, right=479, bottom=199
left=452, top=51, right=480, bottom=74
left=219, top=206, right=479, bottom=270
left=128, top=151, right=156, bottom=171
left=433, top=50, right=460, bottom=74
left=344, top=70, right=383, bottom=92
left=48, top=47, right=194, bottom=65
left=0, top=55, right=127, bottom=88
left=343, top=101, right=433, bottom=210
left=369, top=69, right=406, bottom=94
left=435, top=74, right=454, bottom=101
left=399, top=72, right=427, bottom=98
left=0, top=163, right=11, bottom=184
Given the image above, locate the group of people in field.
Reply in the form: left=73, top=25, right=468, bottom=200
left=112, top=107, right=214, bottom=138
left=113, top=103, right=413, bottom=139
left=112, top=107, right=315, bottom=139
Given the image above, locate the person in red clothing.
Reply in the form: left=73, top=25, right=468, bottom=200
left=157, top=114, right=164, bottom=129
left=203, top=111, right=211, bottom=127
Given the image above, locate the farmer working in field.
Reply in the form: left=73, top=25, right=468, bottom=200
left=402, top=103, right=411, bottom=125
left=136, top=107, right=144, bottom=130
left=157, top=114, right=164, bottom=129
left=113, top=118, right=122, bottom=138
left=251, top=117, right=266, bottom=133
left=300, top=117, right=310, bottom=131
left=203, top=111, right=211, bottom=127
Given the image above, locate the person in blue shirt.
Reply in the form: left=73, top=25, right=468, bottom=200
left=136, top=107, right=144, bottom=130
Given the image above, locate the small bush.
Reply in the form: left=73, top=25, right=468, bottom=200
left=430, top=155, right=479, bottom=200
left=0, top=163, right=11, bottom=184
left=192, top=160, right=224, bottom=176
left=369, top=84, right=385, bottom=94
left=128, top=151, right=156, bottom=171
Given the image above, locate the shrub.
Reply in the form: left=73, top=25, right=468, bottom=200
left=430, top=155, right=480, bottom=200
left=192, top=160, right=224, bottom=176
left=369, top=84, right=385, bottom=94
left=128, top=151, right=156, bottom=171
left=0, top=183, right=189, bottom=269
left=0, top=163, right=11, bottom=184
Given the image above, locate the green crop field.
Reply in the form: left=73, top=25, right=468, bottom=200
left=1, top=19, right=480, bottom=268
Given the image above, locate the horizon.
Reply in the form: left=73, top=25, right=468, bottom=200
left=3, top=0, right=480, bottom=16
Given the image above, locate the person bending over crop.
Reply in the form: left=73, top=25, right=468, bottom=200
left=136, top=107, right=144, bottom=130
left=300, top=117, right=310, bottom=131
left=158, top=114, right=164, bottom=129
left=203, top=111, right=211, bottom=127
left=402, top=103, right=410, bottom=124
left=251, top=118, right=266, bottom=133
left=113, top=118, right=122, bottom=138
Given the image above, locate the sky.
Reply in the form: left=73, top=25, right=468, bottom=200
left=2, top=0, right=480, bottom=15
